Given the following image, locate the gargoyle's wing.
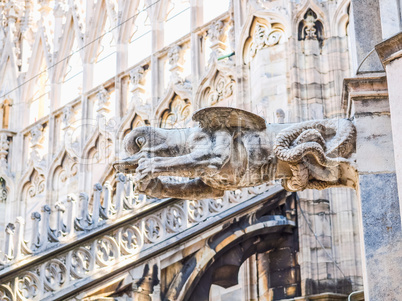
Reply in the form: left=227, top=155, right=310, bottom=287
left=192, top=107, right=267, bottom=131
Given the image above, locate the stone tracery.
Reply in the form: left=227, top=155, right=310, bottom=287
left=243, top=18, right=284, bottom=63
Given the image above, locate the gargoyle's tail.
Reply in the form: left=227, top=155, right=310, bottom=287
left=273, top=118, right=356, bottom=191
left=273, top=118, right=356, bottom=166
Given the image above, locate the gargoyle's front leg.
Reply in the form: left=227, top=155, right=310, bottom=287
left=139, top=177, right=224, bottom=200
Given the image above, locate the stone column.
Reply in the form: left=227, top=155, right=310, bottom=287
left=343, top=75, right=402, bottom=300
left=150, top=19, right=164, bottom=117
left=375, top=32, right=402, bottom=218
left=350, top=0, right=384, bottom=72
left=190, top=0, right=203, bottom=97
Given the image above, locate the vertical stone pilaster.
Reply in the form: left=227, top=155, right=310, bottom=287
left=150, top=18, right=164, bottom=116
left=343, top=75, right=402, bottom=300
left=375, top=32, right=402, bottom=220
left=350, top=0, right=383, bottom=72
left=115, top=43, right=128, bottom=119
left=190, top=0, right=203, bottom=102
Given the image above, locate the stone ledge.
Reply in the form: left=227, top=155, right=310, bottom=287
left=375, top=32, right=402, bottom=66
left=342, top=75, right=388, bottom=118
left=292, top=292, right=348, bottom=300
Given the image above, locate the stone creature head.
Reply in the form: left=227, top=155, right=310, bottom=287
left=114, top=126, right=170, bottom=173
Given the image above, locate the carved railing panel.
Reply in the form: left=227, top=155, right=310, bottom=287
left=0, top=178, right=279, bottom=301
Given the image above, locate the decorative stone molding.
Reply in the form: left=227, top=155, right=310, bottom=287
left=243, top=19, right=284, bottom=63
left=30, top=124, right=45, bottom=147
left=58, top=154, right=78, bottom=184
left=61, top=105, right=76, bottom=130
left=208, top=20, right=227, bottom=54
left=168, top=45, right=184, bottom=72
left=160, top=95, right=191, bottom=128
left=29, top=124, right=46, bottom=164
left=130, top=66, right=146, bottom=88
left=129, top=66, right=151, bottom=119
left=0, top=134, right=10, bottom=168
left=203, top=71, right=235, bottom=106
left=27, top=171, right=45, bottom=198
left=96, top=86, right=111, bottom=118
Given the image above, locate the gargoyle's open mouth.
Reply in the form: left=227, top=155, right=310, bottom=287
left=113, top=160, right=138, bottom=174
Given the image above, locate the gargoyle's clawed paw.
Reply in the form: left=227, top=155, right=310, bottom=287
left=134, top=173, right=152, bottom=192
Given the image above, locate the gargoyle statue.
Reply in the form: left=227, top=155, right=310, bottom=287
left=114, top=107, right=357, bottom=200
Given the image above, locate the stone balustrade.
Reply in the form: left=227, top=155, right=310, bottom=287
left=0, top=171, right=280, bottom=301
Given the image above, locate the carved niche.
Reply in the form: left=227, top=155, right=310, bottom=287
left=243, top=18, right=284, bottom=64
left=298, top=9, right=324, bottom=48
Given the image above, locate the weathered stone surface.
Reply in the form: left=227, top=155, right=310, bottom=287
left=350, top=0, right=384, bottom=72
left=376, top=32, right=402, bottom=218
left=359, top=173, right=402, bottom=300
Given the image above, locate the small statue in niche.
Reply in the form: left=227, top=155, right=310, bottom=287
left=114, top=107, right=356, bottom=200
left=298, top=9, right=324, bottom=48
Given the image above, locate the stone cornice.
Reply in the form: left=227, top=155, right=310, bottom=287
left=342, top=74, right=388, bottom=118
left=375, top=32, right=402, bottom=66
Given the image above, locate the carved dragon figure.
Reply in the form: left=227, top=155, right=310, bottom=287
left=114, top=107, right=356, bottom=199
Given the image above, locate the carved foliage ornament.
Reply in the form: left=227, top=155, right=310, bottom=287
left=244, top=20, right=284, bottom=63
left=160, top=95, right=191, bottom=128
left=58, top=155, right=78, bottom=183
left=27, top=171, right=45, bottom=198
left=0, top=133, right=9, bottom=167
left=204, top=72, right=235, bottom=106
